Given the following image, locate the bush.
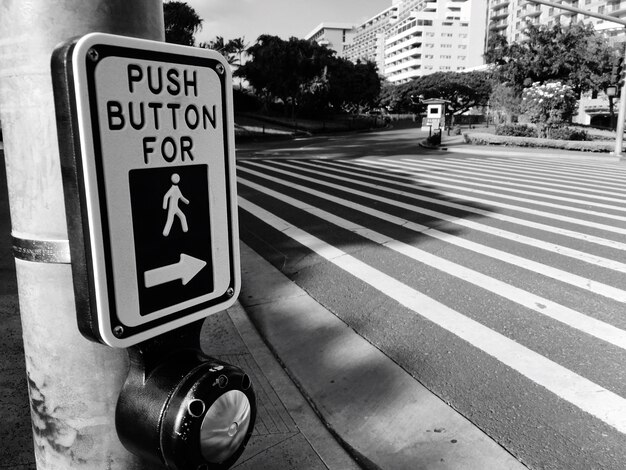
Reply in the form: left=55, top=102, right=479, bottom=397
left=547, top=126, right=588, bottom=141
left=463, top=133, right=613, bottom=152
left=495, top=124, right=537, bottom=137
left=520, top=81, right=578, bottom=136
left=233, top=89, right=261, bottom=113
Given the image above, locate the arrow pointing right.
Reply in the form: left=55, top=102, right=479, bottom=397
left=144, top=254, right=207, bottom=288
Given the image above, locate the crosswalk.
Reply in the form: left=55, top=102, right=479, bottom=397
left=237, top=154, right=626, bottom=467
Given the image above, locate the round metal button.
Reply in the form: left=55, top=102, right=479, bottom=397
left=199, top=390, right=252, bottom=463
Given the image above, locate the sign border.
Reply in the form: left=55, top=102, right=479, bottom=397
left=52, top=33, right=240, bottom=347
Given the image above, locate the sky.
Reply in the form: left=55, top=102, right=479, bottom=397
left=185, top=0, right=392, bottom=46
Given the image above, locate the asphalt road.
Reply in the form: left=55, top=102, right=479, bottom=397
left=236, top=127, right=626, bottom=469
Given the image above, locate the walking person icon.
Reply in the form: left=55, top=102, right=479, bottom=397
left=162, top=173, right=189, bottom=236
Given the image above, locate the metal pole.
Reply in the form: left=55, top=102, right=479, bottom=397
left=614, top=44, right=626, bottom=155
left=0, top=1, right=163, bottom=469
left=527, top=0, right=626, bottom=26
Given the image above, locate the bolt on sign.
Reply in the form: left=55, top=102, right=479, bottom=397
left=52, top=33, right=240, bottom=347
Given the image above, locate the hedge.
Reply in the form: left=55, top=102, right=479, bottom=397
left=495, top=124, right=537, bottom=138
left=463, top=133, right=614, bottom=152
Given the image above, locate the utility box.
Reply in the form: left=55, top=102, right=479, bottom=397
left=421, top=98, right=449, bottom=131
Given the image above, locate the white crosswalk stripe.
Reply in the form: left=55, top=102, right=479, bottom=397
left=238, top=195, right=626, bottom=435
left=352, top=159, right=626, bottom=235
left=443, top=157, right=626, bottom=191
left=237, top=155, right=626, bottom=439
left=470, top=155, right=626, bottom=180
left=237, top=169, right=626, bottom=349
left=360, top=159, right=626, bottom=220
left=408, top=158, right=626, bottom=200
left=248, top=161, right=626, bottom=299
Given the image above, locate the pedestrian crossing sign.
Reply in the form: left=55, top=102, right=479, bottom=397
left=52, top=33, right=240, bottom=347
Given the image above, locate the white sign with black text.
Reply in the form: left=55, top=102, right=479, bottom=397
left=54, top=33, right=239, bottom=347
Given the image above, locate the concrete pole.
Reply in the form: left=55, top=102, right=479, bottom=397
left=0, top=1, right=163, bottom=468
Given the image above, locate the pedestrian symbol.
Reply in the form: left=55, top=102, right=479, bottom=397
left=129, top=164, right=213, bottom=316
left=163, top=173, right=189, bottom=237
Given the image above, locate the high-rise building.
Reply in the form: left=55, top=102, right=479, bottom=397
left=487, top=0, right=626, bottom=46
left=344, top=5, right=400, bottom=75
left=306, top=0, right=488, bottom=83
left=305, top=23, right=357, bottom=57
left=384, top=0, right=488, bottom=83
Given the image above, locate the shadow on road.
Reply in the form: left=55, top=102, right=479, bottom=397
left=237, top=154, right=494, bottom=280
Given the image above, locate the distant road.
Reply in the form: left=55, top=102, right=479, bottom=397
left=236, top=128, right=626, bottom=470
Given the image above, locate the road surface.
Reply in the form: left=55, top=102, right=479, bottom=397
left=236, top=128, right=626, bottom=469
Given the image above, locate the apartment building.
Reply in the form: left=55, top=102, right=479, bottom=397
left=344, top=5, right=399, bottom=74
left=487, top=0, right=626, bottom=45
left=306, top=0, right=488, bottom=83
left=384, top=0, right=488, bottom=83
left=305, top=23, right=357, bottom=57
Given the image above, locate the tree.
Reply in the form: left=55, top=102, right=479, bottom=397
left=327, top=58, right=381, bottom=112
left=200, top=36, right=237, bottom=64
left=236, top=35, right=336, bottom=115
left=229, top=37, right=248, bottom=67
left=391, top=71, right=492, bottom=120
left=489, top=83, right=521, bottom=124
left=485, top=23, right=613, bottom=95
left=163, top=1, right=203, bottom=46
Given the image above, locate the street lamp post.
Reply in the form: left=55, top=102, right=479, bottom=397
left=527, top=0, right=626, bottom=155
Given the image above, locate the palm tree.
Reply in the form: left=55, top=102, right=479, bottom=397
left=229, top=37, right=248, bottom=67
left=200, top=36, right=236, bottom=64
left=228, top=37, right=248, bottom=89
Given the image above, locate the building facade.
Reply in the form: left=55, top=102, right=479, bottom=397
left=384, top=0, right=488, bottom=83
left=487, top=0, right=626, bottom=45
left=344, top=5, right=399, bottom=75
left=305, top=22, right=357, bottom=57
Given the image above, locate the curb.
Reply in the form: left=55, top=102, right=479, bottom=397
left=443, top=145, right=623, bottom=161
left=238, top=242, right=527, bottom=470
left=220, top=302, right=360, bottom=469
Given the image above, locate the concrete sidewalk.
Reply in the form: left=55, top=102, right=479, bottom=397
left=203, top=304, right=360, bottom=469
left=238, top=242, right=527, bottom=470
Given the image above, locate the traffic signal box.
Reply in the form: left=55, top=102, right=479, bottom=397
left=609, top=56, right=626, bottom=97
